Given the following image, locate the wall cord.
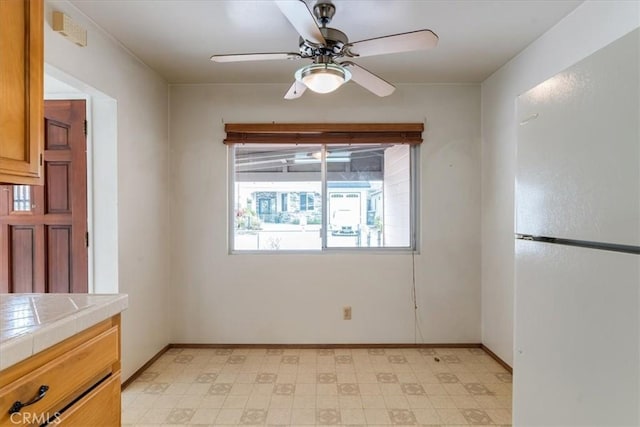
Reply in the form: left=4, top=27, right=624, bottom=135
left=412, top=250, right=425, bottom=344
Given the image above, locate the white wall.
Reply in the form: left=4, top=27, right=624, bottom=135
left=169, top=83, right=481, bottom=344
left=45, top=1, right=170, bottom=380
left=480, top=0, right=640, bottom=366
left=383, top=145, right=411, bottom=247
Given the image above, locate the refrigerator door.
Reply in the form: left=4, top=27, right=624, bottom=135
left=516, top=29, right=639, bottom=247
left=514, top=239, right=639, bottom=426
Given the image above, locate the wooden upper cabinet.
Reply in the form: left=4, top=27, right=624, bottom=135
left=0, top=0, right=43, bottom=185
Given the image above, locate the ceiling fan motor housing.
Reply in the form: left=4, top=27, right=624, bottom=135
left=298, top=27, right=348, bottom=58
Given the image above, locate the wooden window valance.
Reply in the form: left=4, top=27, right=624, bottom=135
left=224, top=123, right=424, bottom=145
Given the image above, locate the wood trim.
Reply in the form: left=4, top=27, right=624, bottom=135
left=68, top=100, right=88, bottom=293
left=114, top=314, right=122, bottom=374
left=225, top=132, right=423, bottom=145
left=225, top=123, right=425, bottom=133
left=480, top=344, right=513, bottom=374
left=224, top=123, right=424, bottom=145
left=27, top=0, right=44, bottom=183
left=121, top=344, right=170, bottom=390
left=168, top=343, right=482, bottom=349
left=35, top=223, right=45, bottom=292
left=0, top=223, right=7, bottom=293
left=0, top=213, right=90, bottom=226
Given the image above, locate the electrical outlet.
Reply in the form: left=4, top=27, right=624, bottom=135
left=343, top=306, right=352, bottom=320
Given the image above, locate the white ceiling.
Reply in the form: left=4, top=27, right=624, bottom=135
left=70, top=0, right=582, bottom=84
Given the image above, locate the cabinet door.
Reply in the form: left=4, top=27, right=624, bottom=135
left=0, top=0, right=43, bottom=185
left=54, top=375, right=121, bottom=426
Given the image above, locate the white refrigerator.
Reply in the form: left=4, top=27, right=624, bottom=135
left=514, top=29, right=639, bottom=426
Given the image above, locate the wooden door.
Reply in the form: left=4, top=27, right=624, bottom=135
left=0, top=100, right=87, bottom=293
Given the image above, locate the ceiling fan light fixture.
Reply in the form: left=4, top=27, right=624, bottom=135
left=295, top=63, right=351, bottom=94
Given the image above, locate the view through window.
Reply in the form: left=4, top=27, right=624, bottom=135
left=232, top=143, right=415, bottom=251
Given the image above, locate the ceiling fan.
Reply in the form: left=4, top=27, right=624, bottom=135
left=210, top=0, right=438, bottom=99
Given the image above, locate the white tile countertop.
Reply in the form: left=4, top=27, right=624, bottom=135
left=0, top=293, right=128, bottom=371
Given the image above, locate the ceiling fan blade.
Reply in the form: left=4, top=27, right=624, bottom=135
left=275, top=0, right=326, bottom=45
left=211, top=52, right=301, bottom=62
left=341, top=62, right=395, bottom=97
left=284, top=81, right=307, bottom=100
left=347, top=30, right=438, bottom=58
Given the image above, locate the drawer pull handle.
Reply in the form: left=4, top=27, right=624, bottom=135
left=8, top=385, right=49, bottom=414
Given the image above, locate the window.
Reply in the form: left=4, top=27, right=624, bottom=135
left=227, top=123, right=422, bottom=252
left=300, top=192, right=315, bottom=211
left=12, top=185, right=31, bottom=212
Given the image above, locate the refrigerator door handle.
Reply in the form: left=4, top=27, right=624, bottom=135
left=515, top=234, right=640, bottom=255
left=516, top=234, right=534, bottom=240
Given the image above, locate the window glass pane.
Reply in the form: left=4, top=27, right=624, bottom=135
left=233, top=145, right=322, bottom=251
left=231, top=143, right=414, bottom=252
left=13, top=185, right=31, bottom=212
left=326, top=144, right=411, bottom=248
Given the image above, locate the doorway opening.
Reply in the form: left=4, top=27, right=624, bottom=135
left=40, top=65, right=119, bottom=294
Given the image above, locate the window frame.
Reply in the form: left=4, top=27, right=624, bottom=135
left=226, top=123, right=422, bottom=254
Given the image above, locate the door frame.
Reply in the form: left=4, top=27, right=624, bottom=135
left=44, top=64, right=119, bottom=294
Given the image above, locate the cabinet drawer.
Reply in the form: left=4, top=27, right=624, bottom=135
left=54, top=374, right=121, bottom=426
left=0, top=326, right=118, bottom=426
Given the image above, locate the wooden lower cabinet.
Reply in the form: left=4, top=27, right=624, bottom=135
left=0, top=315, right=121, bottom=426
left=55, top=374, right=121, bottom=426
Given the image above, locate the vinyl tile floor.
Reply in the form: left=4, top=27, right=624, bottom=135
left=121, top=347, right=512, bottom=426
